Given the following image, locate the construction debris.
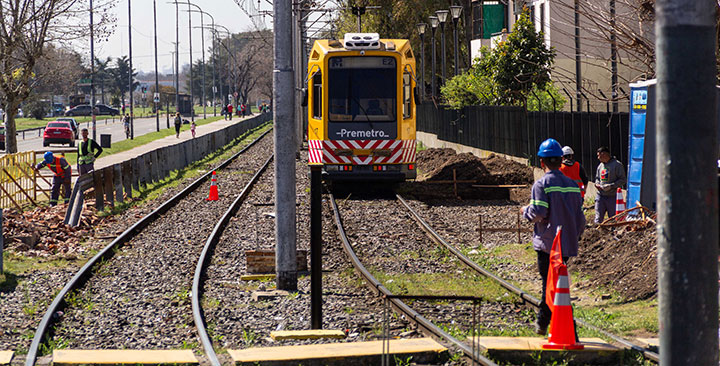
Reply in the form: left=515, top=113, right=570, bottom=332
left=598, top=205, right=656, bottom=231
left=3, top=204, right=104, bottom=257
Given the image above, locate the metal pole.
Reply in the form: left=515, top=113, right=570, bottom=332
left=175, top=2, right=180, bottom=113
left=610, top=0, right=618, bottom=113
left=453, top=19, right=459, bottom=76
left=419, top=33, right=425, bottom=100
left=187, top=1, right=194, bottom=122
left=90, top=0, right=96, bottom=140
left=212, top=27, right=217, bottom=116
left=440, top=23, right=447, bottom=85
left=431, top=27, right=437, bottom=99
left=310, top=166, right=322, bottom=329
left=128, top=0, right=134, bottom=139
left=656, top=1, right=718, bottom=365
left=200, top=11, right=206, bottom=120
left=274, top=0, right=298, bottom=291
left=574, top=0, right=582, bottom=112
left=153, top=0, right=160, bottom=131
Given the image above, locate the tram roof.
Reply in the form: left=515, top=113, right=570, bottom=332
left=310, top=39, right=412, bottom=57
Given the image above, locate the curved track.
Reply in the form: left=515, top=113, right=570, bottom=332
left=329, top=193, right=500, bottom=366
left=192, top=155, right=273, bottom=366
left=25, top=127, right=273, bottom=366
left=396, top=193, right=660, bottom=363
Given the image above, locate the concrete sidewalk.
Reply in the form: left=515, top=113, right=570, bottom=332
left=94, top=114, right=261, bottom=170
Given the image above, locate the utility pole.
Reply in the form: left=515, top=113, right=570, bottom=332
left=574, top=0, right=582, bottom=112
left=175, top=2, right=180, bottom=114
left=90, top=0, right=96, bottom=140
left=609, top=0, right=618, bottom=113
left=199, top=11, right=206, bottom=119
left=128, top=0, right=134, bottom=139
left=153, top=0, right=160, bottom=131
left=656, top=0, right=718, bottom=365
left=187, top=1, right=194, bottom=122
left=274, top=0, right=297, bottom=291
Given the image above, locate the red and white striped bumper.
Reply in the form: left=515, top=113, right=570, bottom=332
left=308, top=139, right=416, bottom=165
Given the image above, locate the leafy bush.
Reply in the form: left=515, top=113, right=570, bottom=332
left=25, top=100, right=48, bottom=120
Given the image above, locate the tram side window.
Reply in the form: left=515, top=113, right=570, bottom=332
left=312, top=72, right=322, bottom=119
left=403, top=72, right=412, bottom=119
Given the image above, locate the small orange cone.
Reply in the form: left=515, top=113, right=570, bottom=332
left=542, top=265, right=584, bottom=350
left=206, top=171, right=219, bottom=201
left=615, top=187, right=626, bottom=217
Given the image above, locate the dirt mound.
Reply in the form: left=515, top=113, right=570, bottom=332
left=421, top=150, right=533, bottom=185
left=405, top=149, right=534, bottom=200
left=416, top=148, right=457, bottom=177
left=573, top=225, right=657, bottom=301
left=4, top=204, right=104, bottom=257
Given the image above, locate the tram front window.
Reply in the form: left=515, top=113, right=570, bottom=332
left=328, top=56, right=396, bottom=123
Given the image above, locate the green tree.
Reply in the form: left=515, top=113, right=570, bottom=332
left=110, top=56, right=140, bottom=107
left=442, top=9, right=561, bottom=110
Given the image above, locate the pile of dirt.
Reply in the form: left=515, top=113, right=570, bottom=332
left=4, top=204, right=104, bottom=257
left=573, top=225, right=657, bottom=301
left=419, top=149, right=533, bottom=185
left=405, top=149, right=534, bottom=200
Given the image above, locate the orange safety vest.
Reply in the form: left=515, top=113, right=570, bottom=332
left=47, top=157, right=68, bottom=178
left=560, top=161, right=585, bottom=198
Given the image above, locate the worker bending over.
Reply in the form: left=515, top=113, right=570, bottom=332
left=36, top=151, right=71, bottom=206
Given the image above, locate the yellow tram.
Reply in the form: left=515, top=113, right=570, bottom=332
left=306, top=33, right=417, bottom=181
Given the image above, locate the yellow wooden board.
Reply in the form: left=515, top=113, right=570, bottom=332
left=0, top=351, right=13, bottom=365
left=475, top=337, right=619, bottom=352
left=228, top=338, right=446, bottom=363
left=270, top=329, right=346, bottom=340
left=52, top=349, right=198, bottom=365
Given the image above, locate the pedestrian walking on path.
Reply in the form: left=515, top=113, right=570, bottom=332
left=174, top=112, right=182, bottom=138
left=190, top=121, right=196, bottom=138
left=559, top=146, right=588, bottom=199
left=77, top=128, right=103, bottom=175
left=521, top=138, right=585, bottom=336
left=123, top=114, right=131, bottom=139
left=226, top=104, right=233, bottom=121
left=594, top=146, right=626, bottom=223
left=36, top=151, right=72, bottom=206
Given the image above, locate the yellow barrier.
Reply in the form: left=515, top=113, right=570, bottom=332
left=0, top=152, right=37, bottom=210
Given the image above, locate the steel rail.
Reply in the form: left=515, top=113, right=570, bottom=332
left=329, top=193, right=500, bottom=366
left=192, top=154, right=273, bottom=366
left=396, top=194, right=660, bottom=363
left=25, top=127, right=273, bottom=366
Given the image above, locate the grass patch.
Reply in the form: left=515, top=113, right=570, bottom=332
left=575, top=299, right=658, bottom=337
left=372, top=270, right=513, bottom=303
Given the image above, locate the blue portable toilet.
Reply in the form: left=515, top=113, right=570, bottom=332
left=627, top=80, right=657, bottom=211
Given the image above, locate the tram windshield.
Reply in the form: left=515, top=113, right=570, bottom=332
left=328, top=56, right=396, bottom=123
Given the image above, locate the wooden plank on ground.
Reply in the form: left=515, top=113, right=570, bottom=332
left=0, top=351, right=13, bottom=365
left=52, top=349, right=198, bottom=365
left=246, top=250, right=308, bottom=274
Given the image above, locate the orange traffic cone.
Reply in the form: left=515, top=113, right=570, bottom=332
left=615, top=187, right=626, bottom=215
left=542, top=265, right=584, bottom=350
left=206, top=171, right=219, bottom=201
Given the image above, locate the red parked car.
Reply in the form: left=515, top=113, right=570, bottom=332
left=43, top=121, right=75, bottom=147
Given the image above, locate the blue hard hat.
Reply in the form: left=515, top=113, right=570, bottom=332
left=537, top=138, right=563, bottom=158
left=43, top=151, right=54, bottom=164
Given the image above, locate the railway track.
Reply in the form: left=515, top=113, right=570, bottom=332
left=24, top=127, right=273, bottom=366
left=330, top=191, right=660, bottom=365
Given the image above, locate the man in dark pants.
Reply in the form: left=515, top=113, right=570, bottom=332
left=36, top=151, right=72, bottom=206
left=77, top=128, right=103, bottom=175
left=594, top=146, right=626, bottom=223
left=522, top=138, right=586, bottom=335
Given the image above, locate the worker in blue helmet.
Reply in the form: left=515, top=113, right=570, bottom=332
left=521, top=138, right=585, bottom=336
left=35, top=151, right=72, bottom=206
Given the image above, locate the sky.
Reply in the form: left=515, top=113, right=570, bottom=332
left=93, top=0, right=270, bottom=75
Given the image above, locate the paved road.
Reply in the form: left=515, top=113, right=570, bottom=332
left=10, top=114, right=218, bottom=152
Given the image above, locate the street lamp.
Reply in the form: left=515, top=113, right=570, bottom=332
left=450, top=5, right=463, bottom=76
left=416, top=23, right=427, bottom=101
left=429, top=16, right=438, bottom=99
left=436, top=10, right=449, bottom=85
